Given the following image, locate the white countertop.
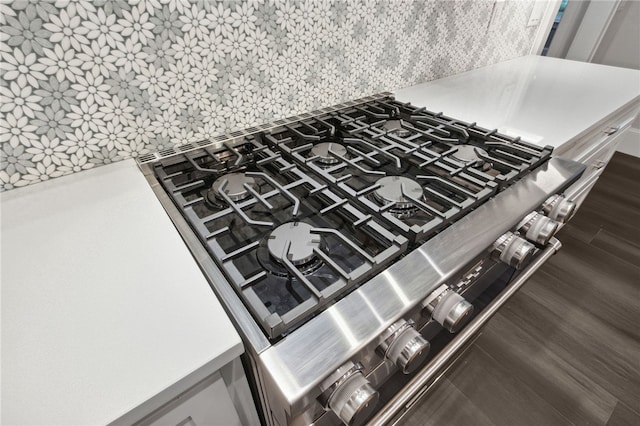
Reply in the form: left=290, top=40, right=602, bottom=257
left=1, top=160, right=243, bottom=425
left=396, top=55, right=640, bottom=151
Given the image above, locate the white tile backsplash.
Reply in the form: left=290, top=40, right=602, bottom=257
left=0, top=0, right=539, bottom=190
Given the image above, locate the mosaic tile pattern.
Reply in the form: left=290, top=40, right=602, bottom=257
left=0, top=0, right=539, bottom=190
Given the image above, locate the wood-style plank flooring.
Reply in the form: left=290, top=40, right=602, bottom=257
left=399, top=152, right=640, bottom=426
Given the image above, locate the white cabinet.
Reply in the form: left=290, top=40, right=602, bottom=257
left=558, top=104, right=638, bottom=210
left=142, top=372, right=240, bottom=426
left=134, top=358, right=260, bottom=426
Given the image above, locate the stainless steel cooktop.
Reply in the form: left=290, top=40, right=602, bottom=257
left=150, top=95, right=553, bottom=340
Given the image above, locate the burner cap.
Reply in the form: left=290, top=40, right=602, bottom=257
left=451, top=145, right=488, bottom=166
left=382, top=120, right=411, bottom=138
left=268, top=222, right=321, bottom=265
left=210, top=173, right=257, bottom=202
left=373, top=176, right=423, bottom=208
left=311, top=142, right=347, bottom=165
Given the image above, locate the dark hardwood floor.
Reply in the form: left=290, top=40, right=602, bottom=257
left=399, top=152, right=640, bottom=426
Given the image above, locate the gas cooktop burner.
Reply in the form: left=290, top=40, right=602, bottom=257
left=268, top=222, right=321, bottom=265
left=373, top=176, right=423, bottom=209
left=451, top=145, right=488, bottom=167
left=382, top=119, right=411, bottom=137
left=209, top=172, right=257, bottom=203
left=311, top=142, right=347, bottom=165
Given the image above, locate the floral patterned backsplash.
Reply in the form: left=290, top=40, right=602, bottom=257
left=0, top=0, right=540, bottom=191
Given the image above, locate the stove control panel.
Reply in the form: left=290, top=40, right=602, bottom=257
left=517, top=212, right=559, bottom=245
left=377, top=319, right=430, bottom=375
left=422, top=284, right=474, bottom=333
left=318, top=362, right=379, bottom=426
left=542, top=194, right=576, bottom=223
left=492, top=231, right=535, bottom=269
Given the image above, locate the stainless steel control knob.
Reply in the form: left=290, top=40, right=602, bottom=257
left=319, top=362, right=379, bottom=426
left=422, top=285, right=474, bottom=333
left=493, top=231, right=536, bottom=269
left=542, top=194, right=576, bottom=223
left=518, top=212, right=559, bottom=245
left=378, top=320, right=430, bottom=374
left=328, top=372, right=378, bottom=426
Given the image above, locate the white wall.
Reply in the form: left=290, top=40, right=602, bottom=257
left=592, top=1, right=640, bottom=156
left=546, top=1, right=590, bottom=58
left=592, top=1, right=640, bottom=70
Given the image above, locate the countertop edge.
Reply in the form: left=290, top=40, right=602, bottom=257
left=552, top=94, right=640, bottom=156
left=108, top=341, right=244, bottom=426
